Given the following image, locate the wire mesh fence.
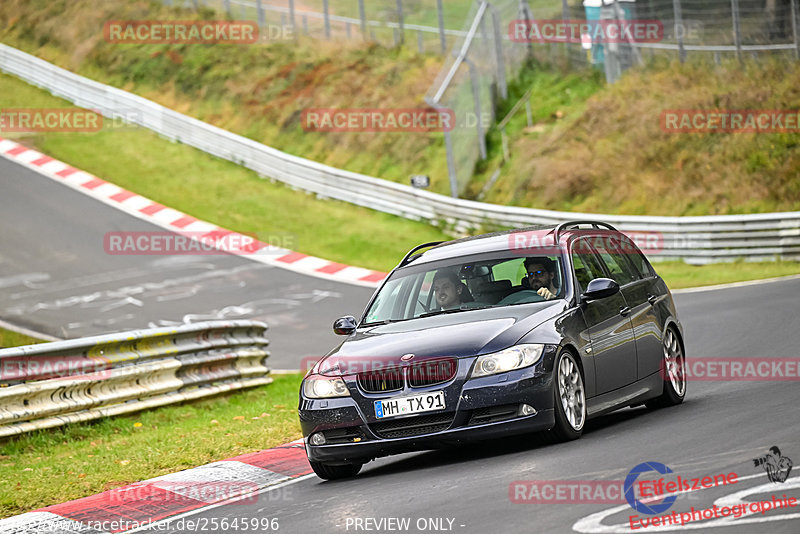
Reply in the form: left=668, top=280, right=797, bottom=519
left=163, top=0, right=476, bottom=54
left=424, top=0, right=534, bottom=197
left=159, top=0, right=799, bottom=199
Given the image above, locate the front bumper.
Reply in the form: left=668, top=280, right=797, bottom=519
left=298, top=348, right=558, bottom=465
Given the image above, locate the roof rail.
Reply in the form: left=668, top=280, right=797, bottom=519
left=399, top=241, right=445, bottom=267
left=553, top=220, right=618, bottom=242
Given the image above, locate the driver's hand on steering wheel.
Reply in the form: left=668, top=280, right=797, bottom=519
left=537, top=287, right=555, bottom=300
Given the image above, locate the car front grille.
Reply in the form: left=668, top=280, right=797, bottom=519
left=371, top=413, right=455, bottom=439
left=357, top=358, right=458, bottom=393
left=408, top=358, right=457, bottom=388
left=357, top=368, right=404, bottom=393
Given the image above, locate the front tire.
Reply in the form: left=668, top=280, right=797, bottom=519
left=549, top=349, right=586, bottom=442
left=646, top=327, right=686, bottom=409
left=309, top=460, right=362, bottom=480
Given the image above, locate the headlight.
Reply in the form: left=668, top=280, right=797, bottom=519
left=302, top=376, right=351, bottom=398
left=470, top=344, right=545, bottom=378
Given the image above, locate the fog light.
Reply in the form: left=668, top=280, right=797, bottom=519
left=309, top=432, right=327, bottom=446
left=519, top=404, right=537, bottom=416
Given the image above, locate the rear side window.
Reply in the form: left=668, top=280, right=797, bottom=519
left=571, top=242, right=607, bottom=292
left=592, top=239, right=639, bottom=286
left=616, top=234, right=655, bottom=278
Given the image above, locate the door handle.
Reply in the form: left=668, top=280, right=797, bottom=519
left=647, top=295, right=658, bottom=305
left=619, top=306, right=631, bottom=317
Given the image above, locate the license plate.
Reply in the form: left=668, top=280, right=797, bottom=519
left=374, top=391, right=445, bottom=419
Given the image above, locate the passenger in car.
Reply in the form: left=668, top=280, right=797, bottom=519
left=432, top=269, right=473, bottom=310
left=523, top=257, right=559, bottom=300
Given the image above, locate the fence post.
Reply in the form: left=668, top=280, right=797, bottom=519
left=302, top=14, right=309, bottom=35
left=792, top=0, right=800, bottom=59
left=288, top=0, right=296, bottom=34
left=323, top=0, right=331, bottom=39
left=437, top=0, right=447, bottom=53
left=359, top=0, right=368, bottom=39
left=223, top=0, right=231, bottom=17
left=464, top=58, right=488, bottom=160
left=396, top=0, right=405, bottom=44
left=256, top=0, right=265, bottom=28
left=672, top=0, right=686, bottom=63
left=525, top=100, right=533, bottom=127
left=489, top=4, right=508, bottom=99
left=418, top=30, right=424, bottom=53
left=731, top=0, right=742, bottom=63
left=519, top=0, right=534, bottom=61
left=443, top=129, right=458, bottom=198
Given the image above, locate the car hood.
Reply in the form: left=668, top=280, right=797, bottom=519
left=315, top=301, right=566, bottom=375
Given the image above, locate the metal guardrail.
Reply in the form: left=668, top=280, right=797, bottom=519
left=0, top=321, right=270, bottom=437
left=1, top=43, right=799, bottom=264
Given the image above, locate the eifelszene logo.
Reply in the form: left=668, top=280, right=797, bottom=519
left=753, top=446, right=793, bottom=483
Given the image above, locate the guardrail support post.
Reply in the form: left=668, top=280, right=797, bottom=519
left=288, top=0, right=296, bottom=34
left=731, top=0, right=742, bottom=63
left=359, top=0, right=368, bottom=39
left=323, top=0, right=331, bottom=39
left=672, top=0, right=686, bottom=63
left=792, top=0, right=800, bottom=60
left=256, top=0, right=265, bottom=28
left=396, top=0, right=405, bottom=44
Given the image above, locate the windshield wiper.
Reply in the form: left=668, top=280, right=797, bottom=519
left=361, top=319, right=402, bottom=327
left=418, top=305, right=494, bottom=318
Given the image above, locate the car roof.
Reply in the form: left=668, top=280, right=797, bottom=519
left=405, top=223, right=626, bottom=266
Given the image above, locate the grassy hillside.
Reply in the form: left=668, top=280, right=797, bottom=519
left=0, top=0, right=457, bottom=192
left=478, top=57, right=800, bottom=215
left=3, top=1, right=797, bottom=216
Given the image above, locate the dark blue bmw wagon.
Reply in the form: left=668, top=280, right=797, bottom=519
left=299, top=221, right=687, bottom=479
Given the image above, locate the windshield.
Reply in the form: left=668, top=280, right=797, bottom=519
left=363, top=252, right=566, bottom=325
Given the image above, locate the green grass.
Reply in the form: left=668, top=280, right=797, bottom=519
left=0, top=328, right=46, bottom=349
left=0, top=72, right=449, bottom=272
left=0, top=373, right=304, bottom=519
left=656, top=260, right=800, bottom=290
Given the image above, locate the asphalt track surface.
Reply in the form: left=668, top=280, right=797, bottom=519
left=3, top=156, right=800, bottom=533
left=145, top=276, right=800, bottom=534
left=0, top=156, right=374, bottom=369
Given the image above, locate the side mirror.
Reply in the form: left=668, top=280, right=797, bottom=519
left=582, top=278, right=620, bottom=301
left=333, top=315, right=357, bottom=336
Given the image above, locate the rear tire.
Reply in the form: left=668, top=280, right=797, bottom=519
left=646, top=327, right=686, bottom=409
left=548, top=349, right=586, bottom=442
left=309, top=460, right=362, bottom=480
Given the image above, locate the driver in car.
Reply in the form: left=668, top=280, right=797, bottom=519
left=432, top=269, right=467, bottom=310
left=524, top=257, right=559, bottom=300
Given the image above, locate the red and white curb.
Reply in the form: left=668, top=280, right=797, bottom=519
left=0, top=137, right=387, bottom=288
left=0, top=440, right=313, bottom=533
